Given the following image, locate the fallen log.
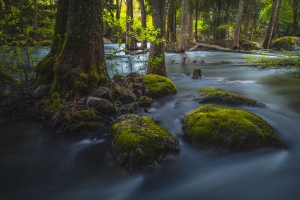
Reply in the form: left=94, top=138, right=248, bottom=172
left=189, top=42, right=231, bottom=51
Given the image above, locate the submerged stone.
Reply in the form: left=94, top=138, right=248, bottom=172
left=111, top=114, right=180, bottom=170
left=192, top=88, right=265, bottom=107
left=142, top=74, right=177, bottom=98
left=182, top=104, right=282, bottom=151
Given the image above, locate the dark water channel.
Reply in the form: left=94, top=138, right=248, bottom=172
left=1, top=46, right=300, bottom=200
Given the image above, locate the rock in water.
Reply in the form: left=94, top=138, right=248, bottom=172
left=182, top=104, right=282, bottom=151
left=111, top=114, right=180, bottom=170
left=192, top=88, right=265, bottom=107
left=90, top=87, right=114, bottom=102
left=192, top=69, right=202, bottom=79
left=86, top=96, right=114, bottom=114
left=142, top=74, right=177, bottom=98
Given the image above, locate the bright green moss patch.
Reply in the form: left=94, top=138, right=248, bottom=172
left=182, top=104, right=282, bottom=150
left=111, top=114, right=180, bottom=170
left=142, top=74, right=177, bottom=98
left=192, top=88, right=265, bottom=107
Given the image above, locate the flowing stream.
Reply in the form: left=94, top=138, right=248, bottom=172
left=1, top=46, right=300, bottom=200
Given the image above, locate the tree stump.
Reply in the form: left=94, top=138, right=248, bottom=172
left=192, top=69, right=202, bottom=79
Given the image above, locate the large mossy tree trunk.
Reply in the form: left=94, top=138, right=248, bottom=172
left=147, top=0, right=166, bottom=76
left=34, top=0, right=69, bottom=88
left=34, top=0, right=109, bottom=97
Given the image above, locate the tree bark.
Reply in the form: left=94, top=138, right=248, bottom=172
left=194, top=1, right=199, bottom=42
left=138, top=0, right=147, bottom=50
left=189, top=42, right=231, bottom=51
left=33, top=0, right=38, bottom=41
left=177, top=0, right=188, bottom=53
left=167, top=0, right=176, bottom=42
left=147, top=0, right=166, bottom=76
left=293, top=0, right=299, bottom=36
left=232, top=0, right=244, bottom=50
left=34, top=0, right=69, bottom=88
left=188, top=5, right=194, bottom=42
left=263, top=0, right=280, bottom=49
left=116, top=0, right=121, bottom=19
left=272, top=0, right=283, bottom=39
left=34, top=0, right=109, bottom=97
left=125, top=0, right=138, bottom=51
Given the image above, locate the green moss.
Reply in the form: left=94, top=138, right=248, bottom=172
left=111, top=114, right=179, bottom=169
left=71, top=121, right=103, bottom=134
left=194, top=88, right=264, bottom=107
left=33, top=57, right=55, bottom=89
left=273, top=36, right=297, bottom=46
left=142, top=74, right=177, bottom=97
left=138, top=96, right=154, bottom=107
left=183, top=104, right=282, bottom=150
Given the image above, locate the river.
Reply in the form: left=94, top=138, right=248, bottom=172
left=1, top=46, right=300, bottom=200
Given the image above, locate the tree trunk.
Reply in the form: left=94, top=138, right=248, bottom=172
left=105, top=0, right=114, bottom=38
left=194, top=2, right=199, bottom=42
left=125, top=0, right=138, bottom=51
left=33, top=0, right=38, bottom=41
left=293, top=0, right=299, bottom=36
left=188, top=7, right=194, bottom=42
left=263, top=0, right=280, bottom=49
left=272, top=0, right=283, bottom=39
left=167, top=0, right=176, bottom=42
left=35, top=0, right=109, bottom=97
left=138, top=0, right=147, bottom=49
left=189, top=42, right=231, bottom=51
left=147, top=0, right=166, bottom=76
left=34, top=0, right=69, bottom=88
left=177, top=0, right=188, bottom=53
left=116, top=0, right=121, bottom=19
left=232, top=0, right=244, bottom=49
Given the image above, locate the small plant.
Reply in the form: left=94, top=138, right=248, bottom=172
left=43, top=92, right=66, bottom=114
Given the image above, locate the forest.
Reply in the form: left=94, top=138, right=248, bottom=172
left=1, top=1, right=300, bottom=199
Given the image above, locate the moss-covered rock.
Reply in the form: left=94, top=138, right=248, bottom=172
left=182, top=104, right=282, bottom=151
left=142, top=74, right=177, bottom=98
left=111, top=114, right=180, bottom=170
left=137, top=96, right=154, bottom=107
left=272, top=36, right=299, bottom=51
left=192, top=88, right=265, bottom=107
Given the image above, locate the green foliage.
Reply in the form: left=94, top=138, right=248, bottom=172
left=43, top=92, right=66, bottom=114
left=244, top=50, right=300, bottom=76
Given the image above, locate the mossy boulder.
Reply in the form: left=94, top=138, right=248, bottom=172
left=137, top=96, right=154, bottom=107
left=192, top=88, right=265, bottom=107
left=272, top=36, right=299, bottom=51
left=111, top=114, right=180, bottom=170
left=182, top=104, right=282, bottom=151
left=142, top=74, right=177, bottom=98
